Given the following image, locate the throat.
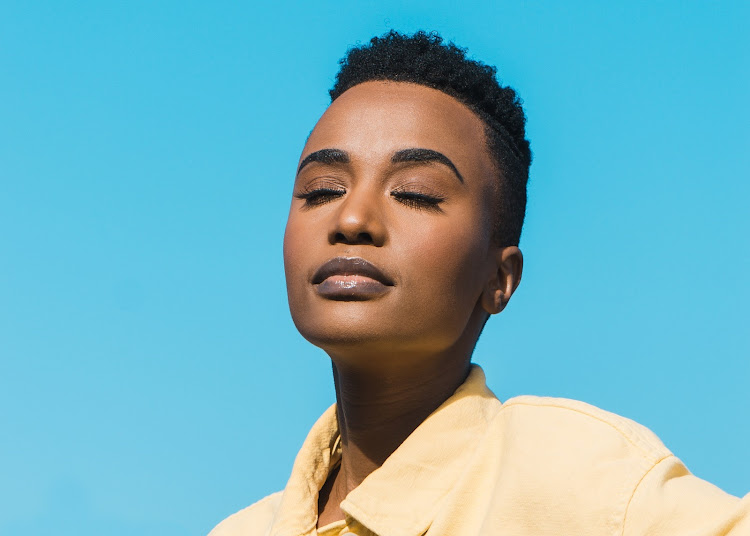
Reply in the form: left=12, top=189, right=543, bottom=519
left=316, top=353, right=471, bottom=525
left=317, top=463, right=345, bottom=528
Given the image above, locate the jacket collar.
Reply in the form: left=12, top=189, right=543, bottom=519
left=271, top=365, right=502, bottom=536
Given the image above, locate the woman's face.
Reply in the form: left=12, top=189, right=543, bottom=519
left=284, top=81, right=513, bottom=364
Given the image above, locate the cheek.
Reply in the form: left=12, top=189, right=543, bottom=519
left=398, top=215, right=489, bottom=311
left=283, top=214, right=319, bottom=338
left=283, top=213, right=309, bottom=294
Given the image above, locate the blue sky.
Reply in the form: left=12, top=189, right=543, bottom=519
left=1, top=1, right=748, bottom=534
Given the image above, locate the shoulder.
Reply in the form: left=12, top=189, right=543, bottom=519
left=208, top=491, right=283, bottom=536
left=458, top=395, right=677, bottom=532
left=463, top=395, right=749, bottom=533
left=496, top=394, right=672, bottom=464
left=479, top=394, right=674, bottom=514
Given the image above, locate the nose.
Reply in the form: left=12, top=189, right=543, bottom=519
left=329, top=187, right=387, bottom=246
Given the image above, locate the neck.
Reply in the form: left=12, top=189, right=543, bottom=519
left=316, top=350, right=470, bottom=526
left=315, top=303, right=488, bottom=528
left=334, top=354, right=471, bottom=475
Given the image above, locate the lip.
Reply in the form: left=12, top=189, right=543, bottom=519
left=312, top=257, right=394, bottom=300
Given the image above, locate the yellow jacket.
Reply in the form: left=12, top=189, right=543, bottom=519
left=210, top=366, right=749, bottom=535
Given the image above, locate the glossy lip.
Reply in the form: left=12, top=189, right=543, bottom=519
left=312, top=257, right=394, bottom=300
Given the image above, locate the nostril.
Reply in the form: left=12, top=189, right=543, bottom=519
left=332, top=231, right=375, bottom=245
left=357, top=232, right=374, bottom=244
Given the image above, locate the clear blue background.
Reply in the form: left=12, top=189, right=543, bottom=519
left=1, top=1, right=748, bottom=534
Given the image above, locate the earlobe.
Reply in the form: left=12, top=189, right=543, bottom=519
left=481, top=287, right=506, bottom=315
left=481, top=246, right=523, bottom=316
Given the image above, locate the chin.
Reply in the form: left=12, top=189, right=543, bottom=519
left=287, top=289, right=481, bottom=361
left=292, top=315, right=463, bottom=367
left=292, top=309, right=389, bottom=351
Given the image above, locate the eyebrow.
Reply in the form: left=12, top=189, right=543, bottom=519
left=297, top=148, right=350, bottom=174
left=296, top=147, right=464, bottom=183
left=391, top=148, right=464, bottom=183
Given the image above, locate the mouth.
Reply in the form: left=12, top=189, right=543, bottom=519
left=312, top=257, right=394, bottom=300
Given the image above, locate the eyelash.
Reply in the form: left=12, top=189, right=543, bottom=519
left=294, top=187, right=445, bottom=211
left=391, top=191, right=445, bottom=211
left=295, top=188, right=345, bottom=207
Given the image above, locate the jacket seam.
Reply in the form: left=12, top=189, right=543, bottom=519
left=619, top=454, right=674, bottom=536
left=498, top=399, right=665, bottom=460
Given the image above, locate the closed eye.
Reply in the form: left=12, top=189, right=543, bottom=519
left=295, top=187, right=346, bottom=207
left=391, top=190, right=445, bottom=212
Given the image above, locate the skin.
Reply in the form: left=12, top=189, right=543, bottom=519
left=283, top=80, right=523, bottom=527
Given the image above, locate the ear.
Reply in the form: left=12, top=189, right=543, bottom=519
left=481, top=246, right=523, bottom=315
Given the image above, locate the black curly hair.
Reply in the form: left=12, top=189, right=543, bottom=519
left=330, top=30, right=531, bottom=247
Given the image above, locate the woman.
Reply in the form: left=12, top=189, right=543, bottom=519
left=211, top=31, right=749, bottom=536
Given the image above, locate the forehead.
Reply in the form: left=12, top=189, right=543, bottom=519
left=303, top=81, right=495, bottom=177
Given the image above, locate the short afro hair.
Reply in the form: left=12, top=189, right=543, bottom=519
left=330, top=30, right=531, bottom=247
